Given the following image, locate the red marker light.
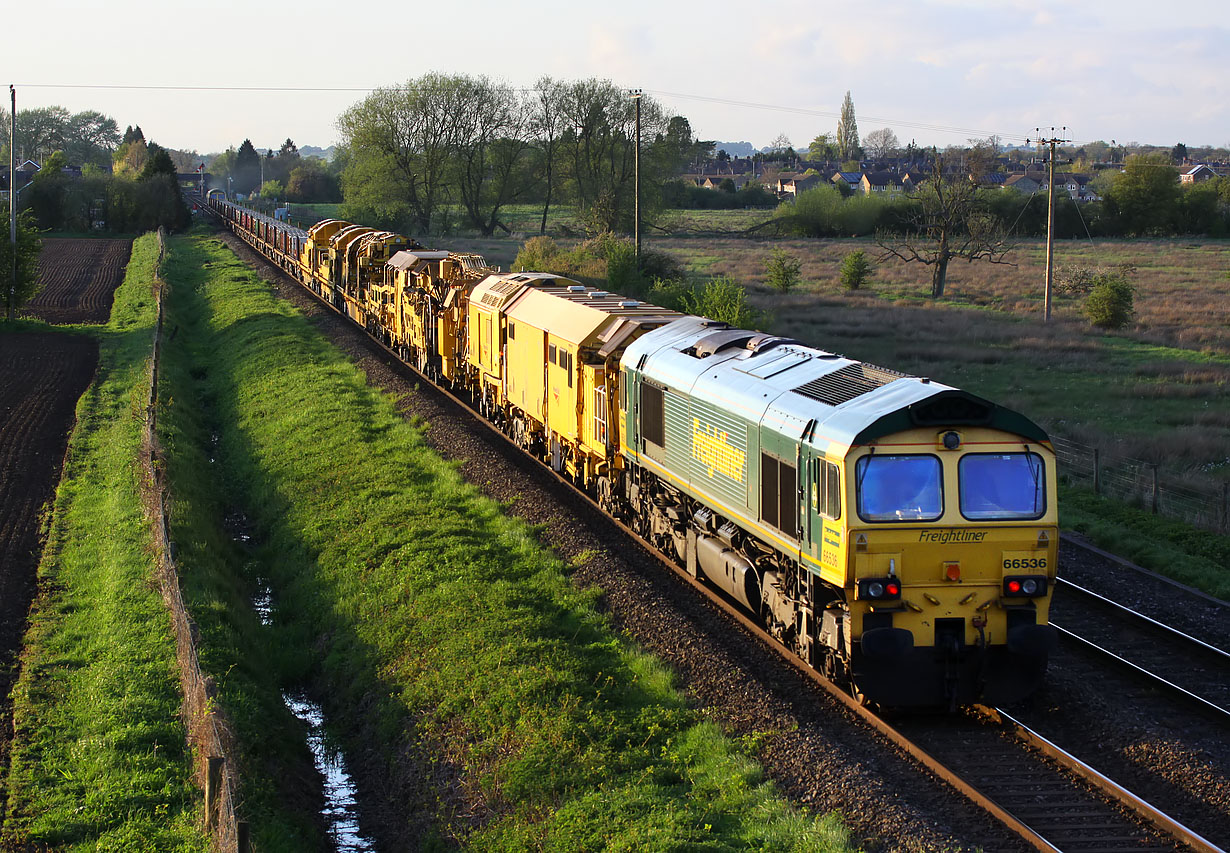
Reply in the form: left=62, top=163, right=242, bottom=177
left=886, top=581, right=900, bottom=596
left=1007, top=579, right=1022, bottom=594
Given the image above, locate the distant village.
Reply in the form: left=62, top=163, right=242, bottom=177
left=682, top=149, right=1229, bottom=203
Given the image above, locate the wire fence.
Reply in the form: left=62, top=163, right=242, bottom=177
left=144, top=229, right=249, bottom=851
left=1051, top=434, right=1230, bottom=533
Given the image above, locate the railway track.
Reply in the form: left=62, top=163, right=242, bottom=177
left=1050, top=576, right=1230, bottom=720
left=209, top=212, right=1228, bottom=853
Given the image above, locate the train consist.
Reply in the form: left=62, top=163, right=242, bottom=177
left=209, top=198, right=1059, bottom=708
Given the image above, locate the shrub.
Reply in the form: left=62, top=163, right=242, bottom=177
left=765, top=248, right=802, bottom=293
left=1084, top=270, right=1135, bottom=329
left=514, top=235, right=564, bottom=273
left=694, top=277, right=767, bottom=328
left=604, top=239, right=641, bottom=295
left=839, top=249, right=873, bottom=290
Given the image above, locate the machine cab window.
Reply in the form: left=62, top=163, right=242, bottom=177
left=856, top=455, right=943, bottom=522
left=959, top=453, right=1046, bottom=520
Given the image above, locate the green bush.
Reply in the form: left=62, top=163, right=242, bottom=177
left=512, top=233, right=685, bottom=299
left=839, top=249, right=873, bottom=290
left=650, top=276, right=766, bottom=329
left=765, top=247, right=802, bottom=292
left=1083, top=271, right=1135, bottom=329
left=513, top=235, right=564, bottom=272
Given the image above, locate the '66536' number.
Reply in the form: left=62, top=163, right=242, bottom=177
left=1003, top=557, right=1047, bottom=570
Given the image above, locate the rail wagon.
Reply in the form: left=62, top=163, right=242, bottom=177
left=464, top=273, right=678, bottom=490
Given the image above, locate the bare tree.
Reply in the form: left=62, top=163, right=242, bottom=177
left=531, top=77, right=567, bottom=234
left=876, top=156, right=1013, bottom=299
left=863, top=127, right=899, bottom=161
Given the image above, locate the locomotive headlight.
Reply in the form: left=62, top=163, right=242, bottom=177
left=1021, top=578, right=1039, bottom=596
left=867, top=581, right=885, bottom=598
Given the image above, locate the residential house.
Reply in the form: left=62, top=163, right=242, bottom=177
left=830, top=171, right=863, bottom=192
left=1003, top=173, right=1044, bottom=194
left=1181, top=164, right=1218, bottom=183
left=860, top=171, right=905, bottom=195
left=777, top=173, right=822, bottom=197
left=700, top=174, right=753, bottom=191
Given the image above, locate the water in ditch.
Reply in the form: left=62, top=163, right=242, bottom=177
left=249, top=576, right=374, bottom=850
left=283, top=691, right=377, bottom=852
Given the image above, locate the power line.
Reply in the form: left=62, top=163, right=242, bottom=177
left=15, top=81, right=1037, bottom=145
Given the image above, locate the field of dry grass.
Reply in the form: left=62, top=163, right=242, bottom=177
left=657, top=236, right=1230, bottom=479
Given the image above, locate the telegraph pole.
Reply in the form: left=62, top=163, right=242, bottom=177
left=9, top=84, right=16, bottom=322
left=629, top=88, right=642, bottom=264
left=1030, top=127, right=1069, bottom=323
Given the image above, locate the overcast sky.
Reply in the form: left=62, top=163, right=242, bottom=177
left=9, top=0, right=1229, bottom=157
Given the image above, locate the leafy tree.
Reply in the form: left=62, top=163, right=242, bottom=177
left=765, top=248, right=802, bottom=292
left=839, top=249, right=873, bottom=290
left=806, top=133, right=838, bottom=163
left=1103, top=153, right=1180, bottom=236
left=63, top=110, right=120, bottom=167
left=876, top=156, right=1012, bottom=299
left=140, top=142, right=178, bottom=181
left=555, top=78, right=670, bottom=233
left=647, top=275, right=764, bottom=327
left=836, top=91, right=860, bottom=162
left=233, top=139, right=262, bottom=194
left=863, top=128, right=899, bottom=161
left=449, top=77, right=537, bottom=235
left=2, top=210, right=43, bottom=320
left=285, top=159, right=339, bottom=203
left=339, top=73, right=494, bottom=233
left=1170, top=142, right=1188, bottom=164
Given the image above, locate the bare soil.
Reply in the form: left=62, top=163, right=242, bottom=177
left=23, top=238, right=132, bottom=325
left=0, top=331, right=99, bottom=820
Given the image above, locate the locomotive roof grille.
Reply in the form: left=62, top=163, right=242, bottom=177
left=792, top=362, right=908, bottom=406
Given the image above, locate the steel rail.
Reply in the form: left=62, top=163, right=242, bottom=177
left=207, top=206, right=1222, bottom=853
left=994, top=708, right=1227, bottom=853
left=1055, top=576, right=1230, bottom=659
left=1052, top=624, right=1230, bottom=721
left=1052, top=578, right=1230, bottom=719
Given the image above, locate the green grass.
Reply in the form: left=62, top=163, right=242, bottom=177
left=1, top=233, right=205, bottom=851
left=1059, top=484, right=1230, bottom=599
left=163, top=227, right=854, bottom=851
left=155, top=239, right=328, bottom=849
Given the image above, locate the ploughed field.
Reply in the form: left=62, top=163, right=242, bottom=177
left=0, top=332, right=98, bottom=752
left=23, top=238, right=132, bottom=325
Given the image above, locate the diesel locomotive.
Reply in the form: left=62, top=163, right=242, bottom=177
left=209, top=197, right=1059, bottom=708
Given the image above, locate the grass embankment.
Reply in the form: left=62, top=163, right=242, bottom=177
left=1, top=233, right=205, bottom=850
left=161, top=228, right=853, bottom=851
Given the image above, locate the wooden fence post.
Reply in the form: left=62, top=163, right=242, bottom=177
left=206, top=755, right=224, bottom=830
left=1093, top=448, right=1100, bottom=495
left=1151, top=465, right=1159, bottom=515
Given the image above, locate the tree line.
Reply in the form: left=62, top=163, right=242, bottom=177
left=7, top=119, right=189, bottom=234
left=335, top=73, right=708, bottom=236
